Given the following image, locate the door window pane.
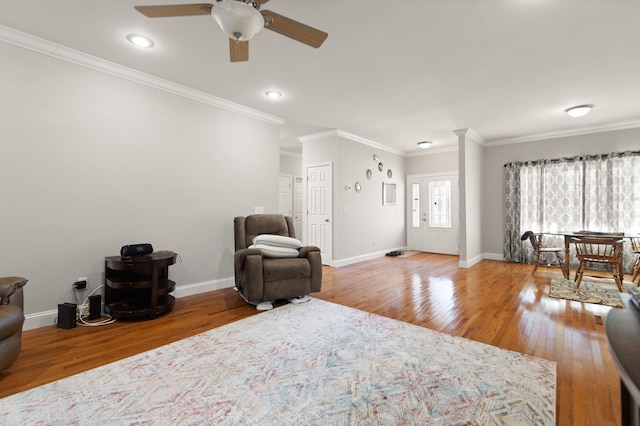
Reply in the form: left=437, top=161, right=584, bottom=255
left=429, top=180, right=451, bottom=228
left=411, top=183, right=420, bottom=228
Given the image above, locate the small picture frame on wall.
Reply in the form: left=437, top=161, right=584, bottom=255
left=382, top=182, right=396, bottom=205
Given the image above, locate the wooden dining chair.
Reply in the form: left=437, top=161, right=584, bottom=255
left=571, top=236, right=624, bottom=291
left=520, top=231, right=565, bottom=275
left=631, top=237, right=640, bottom=284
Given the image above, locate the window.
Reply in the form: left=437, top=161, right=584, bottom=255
left=411, top=183, right=420, bottom=228
left=504, top=150, right=640, bottom=270
left=429, top=180, right=451, bottom=228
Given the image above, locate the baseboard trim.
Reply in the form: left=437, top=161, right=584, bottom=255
left=458, top=252, right=505, bottom=268
left=23, top=309, right=59, bottom=331
left=171, top=277, right=235, bottom=298
left=458, top=254, right=484, bottom=269
left=332, top=247, right=407, bottom=268
left=23, top=277, right=236, bottom=331
left=483, top=252, right=505, bottom=261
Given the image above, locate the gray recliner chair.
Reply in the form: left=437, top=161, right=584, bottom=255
left=0, top=276, right=27, bottom=372
left=234, top=214, right=322, bottom=310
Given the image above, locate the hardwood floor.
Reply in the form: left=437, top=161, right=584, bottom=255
left=0, top=253, right=623, bottom=425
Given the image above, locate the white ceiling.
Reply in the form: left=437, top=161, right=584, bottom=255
left=2, top=0, right=640, bottom=154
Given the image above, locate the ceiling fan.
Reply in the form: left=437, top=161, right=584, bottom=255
left=135, top=0, right=328, bottom=62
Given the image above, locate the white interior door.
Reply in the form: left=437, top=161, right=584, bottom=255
left=407, top=174, right=459, bottom=255
left=278, top=174, right=292, bottom=216
left=294, top=176, right=303, bottom=238
left=307, top=164, right=332, bottom=264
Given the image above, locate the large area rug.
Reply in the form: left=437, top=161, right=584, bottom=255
left=549, top=277, right=631, bottom=308
left=0, top=299, right=556, bottom=425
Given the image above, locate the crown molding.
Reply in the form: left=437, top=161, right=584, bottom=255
left=453, top=128, right=486, bottom=146
left=485, top=119, right=640, bottom=147
left=0, top=25, right=286, bottom=126
left=298, top=129, right=407, bottom=157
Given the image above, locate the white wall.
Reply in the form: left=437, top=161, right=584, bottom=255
left=406, top=150, right=458, bottom=175
left=302, top=135, right=406, bottom=264
left=481, top=127, right=640, bottom=257
left=279, top=151, right=302, bottom=177
left=457, top=130, right=484, bottom=267
left=1, top=41, right=281, bottom=325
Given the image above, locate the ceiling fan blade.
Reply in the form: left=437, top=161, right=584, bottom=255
left=254, top=0, right=270, bottom=4
left=260, top=10, right=328, bottom=48
left=229, top=39, right=249, bottom=62
left=135, top=4, right=213, bottom=18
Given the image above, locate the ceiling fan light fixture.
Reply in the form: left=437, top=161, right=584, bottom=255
left=565, top=104, right=594, bottom=118
left=126, top=34, right=154, bottom=48
left=417, top=141, right=433, bottom=149
left=211, top=0, right=264, bottom=41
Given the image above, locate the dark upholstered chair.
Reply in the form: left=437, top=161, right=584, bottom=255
left=0, top=276, right=27, bottom=371
left=234, top=214, right=322, bottom=310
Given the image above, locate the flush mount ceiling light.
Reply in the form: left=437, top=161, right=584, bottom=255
left=211, top=0, right=264, bottom=42
left=126, top=34, right=154, bottom=48
left=265, top=90, right=282, bottom=99
left=565, top=104, right=594, bottom=118
left=417, top=141, right=433, bottom=149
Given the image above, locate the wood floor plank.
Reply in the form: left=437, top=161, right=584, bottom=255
left=0, top=253, right=622, bottom=424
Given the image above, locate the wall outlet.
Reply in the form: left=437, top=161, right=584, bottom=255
left=74, top=277, right=88, bottom=290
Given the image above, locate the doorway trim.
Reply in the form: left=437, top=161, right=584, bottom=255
left=305, top=162, right=333, bottom=266
left=406, top=171, right=459, bottom=255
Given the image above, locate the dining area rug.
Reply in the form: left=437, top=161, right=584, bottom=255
left=0, top=298, right=556, bottom=425
left=548, top=277, right=632, bottom=308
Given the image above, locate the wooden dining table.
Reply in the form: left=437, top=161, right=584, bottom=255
left=547, top=232, right=628, bottom=280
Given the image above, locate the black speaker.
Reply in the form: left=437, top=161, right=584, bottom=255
left=57, top=303, right=77, bottom=329
left=89, top=295, right=102, bottom=320
left=120, top=243, right=153, bottom=257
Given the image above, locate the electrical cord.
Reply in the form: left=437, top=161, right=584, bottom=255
left=76, top=284, right=116, bottom=327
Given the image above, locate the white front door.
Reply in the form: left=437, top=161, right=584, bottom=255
left=407, top=174, right=459, bottom=255
left=307, top=164, right=332, bottom=264
left=278, top=174, right=292, bottom=216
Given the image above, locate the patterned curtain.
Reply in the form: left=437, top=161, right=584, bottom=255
left=504, top=150, right=640, bottom=272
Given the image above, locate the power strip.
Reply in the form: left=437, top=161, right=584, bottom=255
left=76, top=303, right=89, bottom=319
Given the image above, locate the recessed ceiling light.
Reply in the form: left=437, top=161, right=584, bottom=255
left=127, top=34, right=154, bottom=48
left=265, top=91, right=282, bottom=99
left=565, top=104, right=594, bottom=118
left=417, top=141, right=433, bottom=149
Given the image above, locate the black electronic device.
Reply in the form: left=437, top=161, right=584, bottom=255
left=629, top=287, right=640, bottom=310
left=89, top=295, right=102, bottom=320
left=57, top=303, right=77, bottom=329
left=120, top=243, right=153, bottom=258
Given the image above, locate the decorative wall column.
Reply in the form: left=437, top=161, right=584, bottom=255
left=454, top=128, right=486, bottom=268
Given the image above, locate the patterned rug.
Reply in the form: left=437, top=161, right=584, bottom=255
left=548, top=277, right=631, bottom=308
left=0, top=299, right=556, bottom=425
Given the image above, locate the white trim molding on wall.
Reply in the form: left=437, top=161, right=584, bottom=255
left=299, top=129, right=407, bottom=157
left=0, top=25, right=285, bottom=127
left=23, top=277, right=235, bottom=331
left=458, top=254, right=484, bottom=269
